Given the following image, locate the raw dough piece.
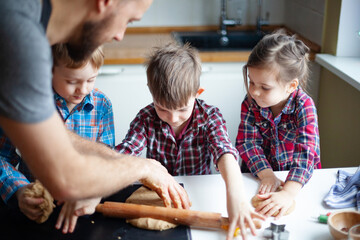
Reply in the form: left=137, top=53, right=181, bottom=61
left=125, top=186, right=177, bottom=231
left=23, top=180, right=55, bottom=223
left=251, top=187, right=296, bottom=217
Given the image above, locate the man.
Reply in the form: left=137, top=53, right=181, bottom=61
left=0, top=0, right=190, bottom=212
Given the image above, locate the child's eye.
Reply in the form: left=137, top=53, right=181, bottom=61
left=262, top=87, right=271, bottom=91
left=67, top=81, right=76, bottom=84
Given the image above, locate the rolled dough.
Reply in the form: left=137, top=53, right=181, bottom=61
left=23, top=180, right=55, bottom=223
left=251, top=187, right=295, bottom=217
left=125, top=186, right=177, bottom=231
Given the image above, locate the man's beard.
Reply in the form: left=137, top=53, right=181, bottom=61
left=65, top=14, right=113, bottom=62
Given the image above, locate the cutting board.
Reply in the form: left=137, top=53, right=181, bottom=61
left=0, top=184, right=191, bottom=240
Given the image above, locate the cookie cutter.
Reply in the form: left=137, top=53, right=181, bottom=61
left=263, top=223, right=289, bottom=240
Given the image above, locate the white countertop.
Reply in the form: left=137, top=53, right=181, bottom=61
left=315, top=54, right=360, bottom=91
left=174, top=167, right=358, bottom=240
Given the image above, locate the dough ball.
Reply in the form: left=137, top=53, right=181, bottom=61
left=125, top=186, right=177, bottom=231
left=251, top=187, right=295, bottom=217
left=23, top=180, right=55, bottom=223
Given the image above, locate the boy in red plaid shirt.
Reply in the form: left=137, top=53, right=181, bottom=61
left=116, top=42, right=264, bottom=239
left=236, top=30, right=321, bottom=219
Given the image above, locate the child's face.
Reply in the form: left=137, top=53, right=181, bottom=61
left=52, top=62, right=98, bottom=108
left=247, top=66, right=294, bottom=111
left=154, top=96, right=196, bottom=131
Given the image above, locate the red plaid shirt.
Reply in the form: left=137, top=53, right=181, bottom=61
left=236, top=88, right=321, bottom=185
left=115, top=99, right=238, bottom=176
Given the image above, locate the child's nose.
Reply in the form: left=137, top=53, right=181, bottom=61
left=77, top=84, right=88, bottom=94
left=252, top=88, right=260, bottom=97
left=169, top=113, right=179, bottom=123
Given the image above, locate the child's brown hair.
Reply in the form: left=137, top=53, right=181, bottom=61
left=145, top=42, right=202, bottom=110
left=243, top=29, right=310, bottom=93
left=52, top=44, right=104, bottom=70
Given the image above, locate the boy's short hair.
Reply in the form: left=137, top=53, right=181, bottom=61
left=145, top=42, right=202, bottom=110
left=52, top=44, right=104, bottom=70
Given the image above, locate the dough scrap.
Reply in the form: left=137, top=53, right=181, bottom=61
left=23, top=180, right=55, bottom=223
left=125, top=186, right=177, bottom=231
left=251, top=187, right=295, bottom=217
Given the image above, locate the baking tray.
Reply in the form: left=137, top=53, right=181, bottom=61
left=0, top=184, right=191, bottom=240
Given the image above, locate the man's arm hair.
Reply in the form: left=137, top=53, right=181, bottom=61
left=67, top=130, right=118, bottom=158
left=0, top=113, right=150, bottom=201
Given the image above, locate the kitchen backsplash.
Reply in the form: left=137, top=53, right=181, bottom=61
left=131, top=0, right=324, bottom=46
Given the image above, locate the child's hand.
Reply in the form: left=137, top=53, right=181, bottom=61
left=257, top=169, right=284, bottom=194
left=226, top=194, right=266, bottom=240
left=55, top=197, right=101, bottom=234
left=16, top=184, right=45, bottom=221
left=255, top=189, right=294, bottom=219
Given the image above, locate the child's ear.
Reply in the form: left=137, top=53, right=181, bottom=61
left=287, top=79, right=299, bottom=93
left=196, top=87, right=205, bottom=98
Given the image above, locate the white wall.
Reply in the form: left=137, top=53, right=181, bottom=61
left=132, top=0, right=284, bottom=27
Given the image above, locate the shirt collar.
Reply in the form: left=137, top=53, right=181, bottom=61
left=282, top=88, right=298, bottom=114
left=54, top=91, right=94, bottom=112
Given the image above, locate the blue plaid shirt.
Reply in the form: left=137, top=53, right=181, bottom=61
left=0, top=88, right=115, bottom=203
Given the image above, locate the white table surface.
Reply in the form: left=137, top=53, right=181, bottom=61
left=174, top=167, right=359, bottom=240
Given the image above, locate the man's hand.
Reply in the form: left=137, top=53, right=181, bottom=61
left=16, top=184, right=45, bottom=221
left=140, top=159, right=191, bottom=209
left=55, top=197, right=101, bottom=233
left=257, top=169, right=284, bottom=194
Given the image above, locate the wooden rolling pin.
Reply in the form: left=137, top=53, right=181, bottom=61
left=96, top=201, right=261, bottom=230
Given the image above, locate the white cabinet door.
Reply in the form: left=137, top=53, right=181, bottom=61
left=200, top=62, right=246, bottom=144
left=95, top=63, right=247, bottom=146
left=95, top=65, right=152, bottom=145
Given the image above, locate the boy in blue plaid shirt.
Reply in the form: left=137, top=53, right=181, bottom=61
left=0, top=44, right=114, bottom=233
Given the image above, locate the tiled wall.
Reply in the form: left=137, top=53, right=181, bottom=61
left=284, top=0, right=325, bottom=46
left=133, top=0, right=285, bottom=27
left=283, top=0, right=325, bottom=106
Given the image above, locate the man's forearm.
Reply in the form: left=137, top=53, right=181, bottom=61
left=67, top=129, right=118, bottom=158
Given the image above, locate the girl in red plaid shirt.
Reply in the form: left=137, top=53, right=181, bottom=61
left=236, top=30, right=321, bottom=219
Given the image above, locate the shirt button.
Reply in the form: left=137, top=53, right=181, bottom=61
left=262, top=123, right=267, bottom=127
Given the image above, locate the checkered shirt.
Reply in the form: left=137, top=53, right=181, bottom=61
left=236, top=88, right=321, bottom=185
left=115, top=99, right=238, bottom=176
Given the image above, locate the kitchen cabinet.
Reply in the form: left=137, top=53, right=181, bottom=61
left=95, top=63, right=246, bottom=147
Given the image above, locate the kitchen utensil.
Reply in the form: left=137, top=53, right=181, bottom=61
left=96, top=201, right=262, bottom=231
left=328, top=210, right=360, bottom=240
